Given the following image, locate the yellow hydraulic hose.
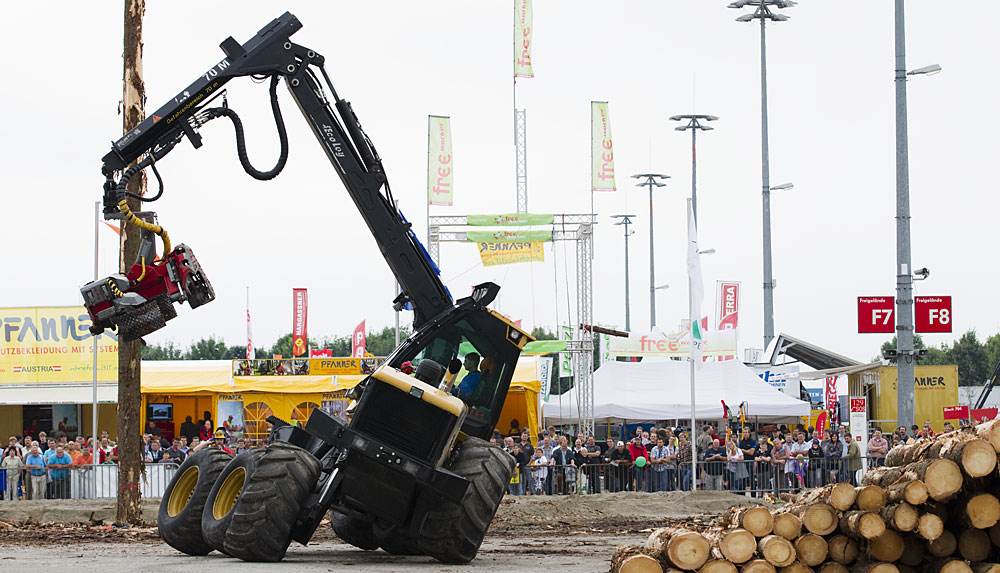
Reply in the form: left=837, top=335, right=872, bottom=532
left=118, top=199, right=171, bottom=259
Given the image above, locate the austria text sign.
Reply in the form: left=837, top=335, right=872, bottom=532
left=857, top=297, right=894, bottom=334
left=915, top=296, right=952, bottom=333
left=858, top=295, right=953, bottom=334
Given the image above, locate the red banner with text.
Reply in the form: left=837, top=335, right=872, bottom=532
left=716, top=281, right=740, bottom=361
left=292, top=289, right=308, bottom=357
left=352, top=320, right=366, bottom=358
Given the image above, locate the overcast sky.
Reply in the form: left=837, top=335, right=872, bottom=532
left=2, top=1, right=996, bottom=365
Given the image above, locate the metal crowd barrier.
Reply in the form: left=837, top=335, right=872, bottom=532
left=505, top=455, right=882, bottom=496
left=68, top=462, right=180, bottom=499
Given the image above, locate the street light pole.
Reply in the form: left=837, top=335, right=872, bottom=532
left=729, top=0, right=794, bottom=351
left=669, top=115, right=718, bottom=224
left=612, top=214, right=637, bottom=332
left=632, top=174, right=669, bottom=330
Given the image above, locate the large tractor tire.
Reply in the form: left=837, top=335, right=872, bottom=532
left=201, top=448, right=265, bottom=553
left=415, top=437, right=514, bottom=564
left=330, top=511, right=379, bottom=551
left=373, top=522, right=422, bottom=556
left=157, top=448, right=232, bottom=555
left=214, top=442, right=320, bottom=562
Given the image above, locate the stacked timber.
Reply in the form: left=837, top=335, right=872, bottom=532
left=610, top=421, right=1000, bottom=573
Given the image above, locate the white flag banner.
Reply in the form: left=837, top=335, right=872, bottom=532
left=537, top=356, right=554, bottom=402
left=559, top=325, right=574, bottom=378
left=686, top=200, right=705, bottom=364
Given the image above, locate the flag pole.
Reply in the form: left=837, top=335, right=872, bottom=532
left=687, top=198, right=697, bottom=490
left=92, top=200, right=99, bottom=499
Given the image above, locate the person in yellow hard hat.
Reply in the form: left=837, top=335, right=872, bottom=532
left=208, top=429, right=232, bottom=455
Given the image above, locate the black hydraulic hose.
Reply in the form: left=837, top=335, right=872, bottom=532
left=202, top=75, right=289, bottom=181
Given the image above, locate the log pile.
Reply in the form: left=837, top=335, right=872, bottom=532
left=610, top=421, right=1000, bottom=573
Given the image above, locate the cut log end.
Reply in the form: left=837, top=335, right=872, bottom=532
left=817, top=564, right=849, bottom=573
left=925, top=459, right=964, bottom=501
left=970, top=564, right=1000, bottom=573
left=827, top=535, right=859, bottom=565
left=959, top=528, right=992, bottom=563
left=918, top=512, right=945, bottom=541
left=773, top=513, right=803, bottom=541
left=960, top=439, right=998, bottom=478
left=612, top=546, right=663, bottom=573
left=758, top=535, right=797, bottom=568
left=856, top=485, right=888, bottom=512
left=929, top=530, right=958, bottom=558
left=802, top=503, right=839, bottom=536
left=700, top=559, right=738, bottom=573
left=666, top=530, right=711, bottom=571
left=881, top=502, right=918, bottom=532
left=964, top=493, right=1000, bottom=530
left=778, top=563, right=813, bottom=573
left=868, top=530, right=904, bottom=563
left=830, top=482, right=859, bottom=511
left=742, top=507, right=776, bottom=537
left=719, top=528, right=757, bottom=564
left=793, top=534, right=828, bottom=567
left=839, top=511, right=886, bottom=540
left=742, top=559, right=777, bottom=573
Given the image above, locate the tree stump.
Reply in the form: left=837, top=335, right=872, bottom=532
left=867, top=530, right=904, bottom=563
left=758, top=535, right=797, bottom=568
left=793, top=534, right=828, bottom=567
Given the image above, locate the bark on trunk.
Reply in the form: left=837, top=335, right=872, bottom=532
left=884, top=479, right=927, bottom=506
left=786, top=482, right=857, bottom=511
left=703, top=528, right=756, bottom=564
left=793, top=533, right=828, bottom=567
left=867, top=530, right=904, bottom=563
left=782, top=503, right=838, bottom=536
left=757, top=535, right=796, bottom=567
left=879, top=503, right=918, bottom=533
left=971, top=564, right=1000, bottom=573
left=116, top=0, right=146, bottom=527
left=862, top=459, right=962, bottom=502
left=885, top=433, right=996, bottom=479
left=839, top=511, right=886, bottom=540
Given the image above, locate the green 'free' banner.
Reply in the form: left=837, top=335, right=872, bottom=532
left=466, top=213, right=554, bottom=227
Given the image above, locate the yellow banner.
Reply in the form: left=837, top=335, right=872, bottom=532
left=309, top=357, right=383, bottom=376
left=0, top=307, right=118, bottom=383
left=514, top=0, right=534, bottom=78
left=428, top=115, right=453, bottom=206
left=479, top=241, right=544, bottom=267
left=591, top=101, right=616, bottom=191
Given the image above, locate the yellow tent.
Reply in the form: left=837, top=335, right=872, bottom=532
left=496, top=356, right=542, bottom=440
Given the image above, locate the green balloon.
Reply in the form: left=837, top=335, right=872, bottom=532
left=634, top=456, right=647, bottom=467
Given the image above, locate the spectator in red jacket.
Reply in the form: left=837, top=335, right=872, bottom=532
left=627, top=436, right=650, bottom=492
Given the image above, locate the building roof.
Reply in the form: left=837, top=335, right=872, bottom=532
left=767, top=333, right=863, bottom=371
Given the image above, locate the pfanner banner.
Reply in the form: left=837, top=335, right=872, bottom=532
left=514, top=0, right=534, bottom=78
left=478, top=241, right=544, bottom=267
left=427, top=115, right=453, bottom=206
left=591, top=101, right=616, bottom=191
left=466, top=229, right=552, bottom=243
left=292, top=288, right=308, bottom=357
left=467, top=213, right=553, bottom=227
left=0, top=307, right=118, bottom=384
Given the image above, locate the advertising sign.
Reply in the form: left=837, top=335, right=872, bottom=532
left=292, top=288, right=308, bottom=357
left=467, top=229, right=552, bottom=243
left=0, top=306, right=118, bottom=383
left=467, top=213, right=553, bottom=227
left=351, top=320, right=366, bottom=358
left=943, top=405, right=970, bottom=420
left=427, top=115, right=453, bottom=206
left=514, top=0, right=533, bottom=78
left=753, top=364, right=801, bottom=398
left=591, top=102, right=616, bottom=191
left=536, top=356, right=553, bottom=402
left=915, top=296, right=952, bottom=333
left=850, top=396, right=868, bottom=460
left=609, top=329, right=737, bottom=359
left=478, top=241, right=544, bottom=267
left=310, top=357, right=382, bottom=376
left=559, top=325, right=574, bottom=378
left=716, top=281, right=741, bottom=331
left=873, top=365, right=958, bottom=432
left=857, top=296, right=894, bottom=334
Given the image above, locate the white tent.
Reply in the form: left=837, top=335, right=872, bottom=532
left=544, top=359, right=811, bottom=424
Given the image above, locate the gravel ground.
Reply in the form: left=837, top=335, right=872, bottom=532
left=0, top=491, right=762, bottom=571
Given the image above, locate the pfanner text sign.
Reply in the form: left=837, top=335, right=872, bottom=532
left=0, top=307, right=118, bottom=383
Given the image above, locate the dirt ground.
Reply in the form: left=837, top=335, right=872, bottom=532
left=0, top=491, right=765, bottom=571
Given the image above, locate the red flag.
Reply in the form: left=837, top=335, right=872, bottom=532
left=292, top=289, right=308, bottom=357
left=352, top=320, right=366, bottom=358
left=246, top=307, right=255, bottom=359
left=310, top=348, right=333, bottom=358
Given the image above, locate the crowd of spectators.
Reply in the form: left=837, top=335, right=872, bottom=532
left=491, top=419, right=938, bottom=497
left=1, top=417, right=263, bottom=501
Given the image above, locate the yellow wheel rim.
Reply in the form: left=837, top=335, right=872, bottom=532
left=212, top=467, right=246, bottom=520
left=167, top=466, right=199, bottom=518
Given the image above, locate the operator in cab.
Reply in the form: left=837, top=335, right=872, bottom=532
left=455, top=353, right=482, bottom=399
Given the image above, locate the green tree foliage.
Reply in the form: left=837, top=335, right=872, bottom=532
left=184, top=336, right=229, bottom=360
left=878, top=330, right=995, bottom=386
left=141, top=340, right=184, bottom=360
left=531, top=326, right=557, bottom=341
